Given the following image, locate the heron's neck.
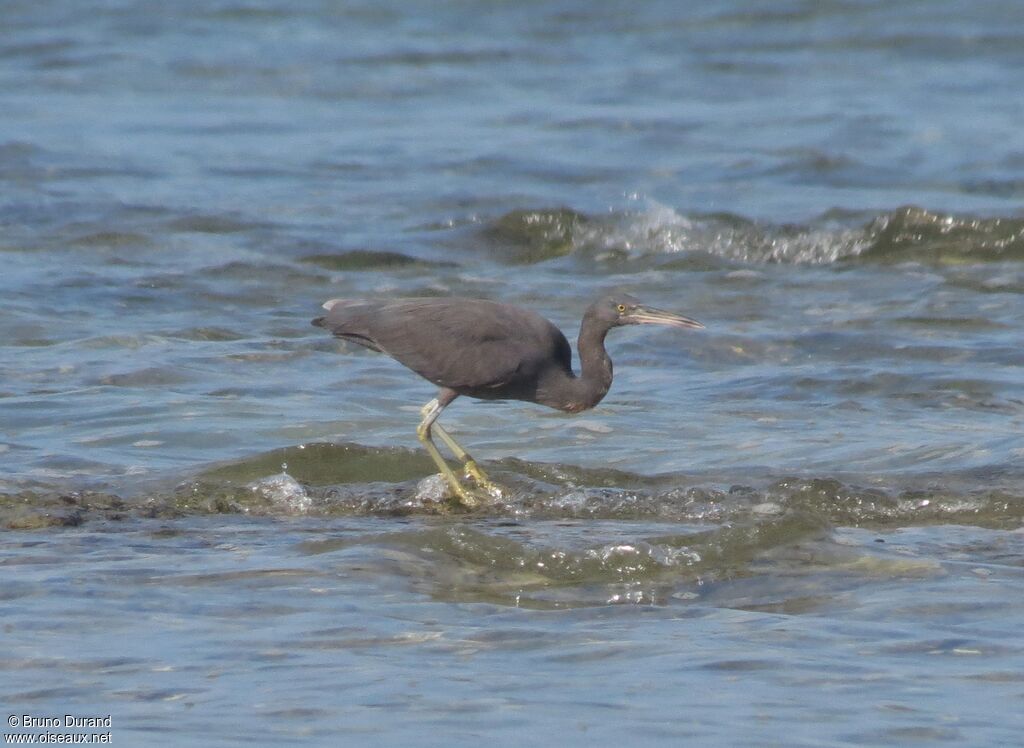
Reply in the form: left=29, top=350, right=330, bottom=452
left=566, top=316, right=613, bottom=410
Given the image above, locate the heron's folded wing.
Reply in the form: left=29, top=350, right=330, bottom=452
left=368, top=300, right=551, bottom=390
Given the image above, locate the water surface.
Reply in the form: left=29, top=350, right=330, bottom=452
left=2, top=1, right=1023, bottom=745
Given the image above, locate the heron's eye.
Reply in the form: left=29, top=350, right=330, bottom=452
left=616, top=304, right=627, bottom=313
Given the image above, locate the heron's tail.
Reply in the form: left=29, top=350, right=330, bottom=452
left=311, top=299, right=384, bottom=352
left=312, top=298, right=367, bottom=328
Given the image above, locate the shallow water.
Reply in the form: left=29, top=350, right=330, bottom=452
left=2, top=1, right=1024, bottom=745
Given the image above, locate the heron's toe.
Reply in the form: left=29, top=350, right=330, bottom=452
left=450, top=483, right=484, bottom=509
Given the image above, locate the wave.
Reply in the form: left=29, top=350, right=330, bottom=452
left=5, top=443, right=1021, bottom=531
left=477, top=204, right=1024, bottom=265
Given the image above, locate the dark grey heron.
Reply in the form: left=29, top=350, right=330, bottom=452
left=313, top=293, right=703, bottom=506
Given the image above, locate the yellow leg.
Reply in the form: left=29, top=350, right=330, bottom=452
left=431, top=422, right=496, bottom=491
left=416, top=399, right=480, bottom=508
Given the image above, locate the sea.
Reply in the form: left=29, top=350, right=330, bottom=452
left=2, top=1, right=1023, bottom=745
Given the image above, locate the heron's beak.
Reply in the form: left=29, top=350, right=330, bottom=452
left=628, top=305, right=704, bottom=330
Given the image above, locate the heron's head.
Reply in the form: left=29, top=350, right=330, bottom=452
left=590, top=293, right=704, bottom=331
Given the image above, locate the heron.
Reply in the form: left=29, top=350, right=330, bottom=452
left=312, top=293, right=703, bottom=506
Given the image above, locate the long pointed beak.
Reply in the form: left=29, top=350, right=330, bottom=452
left=628, top=305, right=705, bottom=330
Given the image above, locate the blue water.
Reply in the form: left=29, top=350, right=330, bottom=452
left=2, top=1, right=1024, bottom=745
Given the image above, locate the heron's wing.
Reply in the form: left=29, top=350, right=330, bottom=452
left=317, top=298, right=565, bottom=390
left=374, top=300, right=559, bottom=390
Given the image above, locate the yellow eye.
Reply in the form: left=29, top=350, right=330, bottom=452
left=616, top=304, right=626, bottom=313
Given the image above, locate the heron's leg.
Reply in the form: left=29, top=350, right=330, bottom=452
left=431, top=423, right=494, bottom=489
left=416, top=398, right=479, bottom=508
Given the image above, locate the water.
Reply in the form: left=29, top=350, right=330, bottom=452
left=2, top=1, right=1023, bottom=745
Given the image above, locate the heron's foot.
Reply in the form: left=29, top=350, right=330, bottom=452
left=443, top=476, right=485, bottom=509
left=420, top=468, right=498, bottom=508
left=460, top=461, right=502, bottom=498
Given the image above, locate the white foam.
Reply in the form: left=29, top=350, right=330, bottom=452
left=249, top=473, right=312, bottom=514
